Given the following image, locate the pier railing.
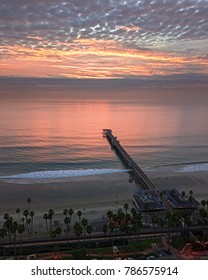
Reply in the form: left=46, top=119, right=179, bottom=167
left=103, top=129, right=160, bottom=193
left=103, top=129, right=200, bottom=212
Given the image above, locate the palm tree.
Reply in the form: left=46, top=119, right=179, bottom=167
left=160, top=192, right=164, bottom=200
left=188, top=195, right=193, bottom=203
left=68, top=208, right=74, bottom=225
left=10, top=221, right=18, bottom=259
left=55, top=227, right=62, bottom=255
left=23, top=210, right=29, bottom=234
left=0, top=228, right=7, bottom=258
left=77, top=210, right=82, bottom=223
left=29, top=210, right=35, bottom=234
left=125, top=213, right=131, bottom=225
left=81, top=218, right=88, bottom=247
left=130, top=208, right=137, bottom=217
left=112, top=213, right=118, bottom=230
left=17, top=223, right=25, bottom=257
left=86, top=225, right=92, bottom=248
left=50, top=230, right=57, bottom=257
left=182, top=191, right=186, bottom=200
left=108, top=223, right=115, bottom=246
left=27, top=198, right=31, bottom=211
left=55, top=227, right=62, bottom=238
left=124, top=213, right=131, bottom=240
left=124, top=203, right=129, bottom=215
left=131, top=213, right=142, bottom=242
left=64, top=216, right=71, bottom=245
left=27, top=218, right=32, bottom=235
left=106, top=210, right=113, bottom=226
left=117, top=208, right=125, bottom=227
left=4, top=213, right=10, bottom=221
left=48, top=209, right=55, bottom=232
left=3, top=216, right=13, bottom=249
left=73, top=222, right=83, bottom=248
left=43, top=213, right=49, bottom=232
left=63, top=209, right=68, bottom=216
left=16, top=208, right=21, bottom=222
left=68, top=208, right=74, bottom=218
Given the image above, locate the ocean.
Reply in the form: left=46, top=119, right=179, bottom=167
left=0, top=79, right=208, bottom=217
left=0, top=78, right=208, bottom=212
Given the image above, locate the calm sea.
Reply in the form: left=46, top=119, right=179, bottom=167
left=0, top=79, right=208, bottom=181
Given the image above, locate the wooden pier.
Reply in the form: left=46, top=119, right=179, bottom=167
left=103, top=129, right=199, bottom=212
left=103, top=129, right=160, bottom=193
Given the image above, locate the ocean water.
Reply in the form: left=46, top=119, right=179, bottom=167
left=0, top=79, right=208, bottom=181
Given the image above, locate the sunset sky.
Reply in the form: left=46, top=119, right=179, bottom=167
left=1, top=0, right=208, bottom=79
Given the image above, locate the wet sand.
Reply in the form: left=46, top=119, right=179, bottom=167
left=0, top=173, right=136, bottom=222
left=0, top=171, right=207, bottom=229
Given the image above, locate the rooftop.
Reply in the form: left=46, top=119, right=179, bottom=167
left=162, top=189, right=200, bottom=209
left=133, top=189, right=165, bottom=212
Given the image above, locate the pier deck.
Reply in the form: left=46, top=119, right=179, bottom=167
left=103, top=129, right=160, bottom=193
left=103, top=129, right=199, bottom=212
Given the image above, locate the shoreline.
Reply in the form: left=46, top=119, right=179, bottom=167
left=0, top=171, right=207, bottom=223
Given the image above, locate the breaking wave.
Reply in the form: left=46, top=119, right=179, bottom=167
left=144, top=161, right=208, bottom=173
left=0, top=168, right=130, bottom=184
left=177, top=163, right=208, bottom=173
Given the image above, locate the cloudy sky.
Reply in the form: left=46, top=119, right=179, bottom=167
left=0, top=0, right=208, bottom=78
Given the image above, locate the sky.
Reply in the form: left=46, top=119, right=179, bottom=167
left=0, top=0, right=208, bottom=79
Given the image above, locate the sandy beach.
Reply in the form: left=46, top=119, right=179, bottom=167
left=150, top=170, right=208, bottom=199
left=0, top=173, right=136, bottom=222
left=0, top=171, right=207, bottom=228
